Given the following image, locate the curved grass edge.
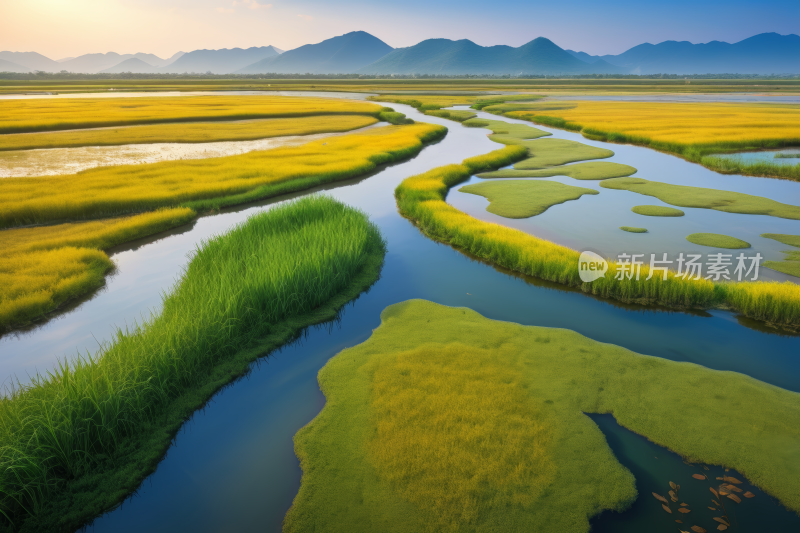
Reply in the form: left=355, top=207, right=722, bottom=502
left=182, top=124, right=446, bottom=213
left=7, top=199, right=387, bottom=533
left=0, top=208, right=197, bottom=333
left=394, top=145, right=800, bottom=329
left=492, top=109, right=800, bottom=181
left=620, top=226, right=647, bottom=233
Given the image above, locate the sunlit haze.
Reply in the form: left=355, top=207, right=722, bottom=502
left=1, top=0, right=798, bottom=59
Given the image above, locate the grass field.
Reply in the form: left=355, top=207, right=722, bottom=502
left=0, top=122, right=445, bottom=228
left=0, top=114, right=378, bottom=151
left=0, top=195, right=386, bottom=532
left=458, top=180, right=598, bottom=218
left=0, top=95, right=383, bottom=134
left=479, top=161, right=636, bottom=180
left=600, top=177, right=800, bottom=220
left=631, top=205, right=685, bottom=217
left=762, top=234, right=800, bottom=278
left=478, top=101, right=800, bottom=180
left=285, top=299, right=800, bottom=533
left=0, top=208, right=196, bottom=330
left=395, top=144, right=800, bottom=328
left=620, top=226, right=648, bottom=233
left=686, top=233, right=751, bottom=249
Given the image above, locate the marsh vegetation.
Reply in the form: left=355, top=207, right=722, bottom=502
left=0, top=195, right=386, bottom=531
left=286, top=300, right=800, bottom=533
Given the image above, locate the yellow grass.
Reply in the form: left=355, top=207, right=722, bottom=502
left=504, top=101, right=800, bottom=144
left=0, top=114, right=379, bottom=151
left=369, top=343, right=557, bottom=526
left=0, top=208, right=195, bottom=329
left=0, top=95, right=383, bottom=134
left=0, top=123, right=445, bottom=227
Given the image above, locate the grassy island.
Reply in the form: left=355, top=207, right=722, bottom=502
left=459, top=180, right=598, bottom=218
left=285, top=300, right=800, bottom=533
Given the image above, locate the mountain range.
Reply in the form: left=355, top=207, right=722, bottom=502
left=565, top=33, right=800, bottom=74
left=3, top=32, right=799, bottom=75
left=357, top=37, right=622, bottom=75
left=237, top=31, right=392, bottom=74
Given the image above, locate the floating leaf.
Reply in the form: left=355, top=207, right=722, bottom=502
left=692, top=526, right=707, bottom=533
left=679, top=508, right=691, bottom=514
left=693, top=474, right=706, bottom=480
left=744, top=491, right=755, bottom=498
left=717, top=525, right=728, bottom=531
left=710, top=488, right=719, bottom=498
left=726, top=485, right=742, bottom=493
left=662, top=503, right=672, bottom=513
left=676, top=520, right=683, bottom=523
left=681, top=503, right=689, bottom=507
left=727, top=494, right=742, bottom=504
left=653, top=492, right=668, bottom=504
left=708, top=507, right=717, bottom=511
left=719, top=488, right=730, bottom=496
left=713, top=500, right=721, bottom=506
left=713, top=517, right=730, bottom=526
left=716, top=477, right=724, bottom=481
left=724, top=476, right=742, bottom=484
left=670, top=481, right=677, bottom=490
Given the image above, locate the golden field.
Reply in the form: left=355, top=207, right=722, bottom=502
left=0, top=95, right=383, bottom=134
left=0, top=114, right=378, bottom=151
left=0, top=208, right=195, bottom=329
left=503, top=101, right=800, bottom=144
left=0, top=122, right=444, bottom=227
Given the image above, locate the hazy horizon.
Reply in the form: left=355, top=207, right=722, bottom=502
left=1, top=0, right=798, bottom=60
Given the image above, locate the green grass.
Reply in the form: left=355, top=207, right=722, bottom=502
left=687, top=233, right=751, bottom=249
left=762, top=234, right=800, bottom=278
left=459, top=180, right=598, bottom=218
left=632, top=205, right=685, bottom=217
left=762, top=233, right=800, bottom=248
left=462, top=117, right=551, bottom=143
left=774, top=153, right=800, bottom=159
left=620, top=226, right=648, bottom=233
left=478, top=161, right=637, bottom=180
left=600, top=177, right=800, bottom=220
left=0, top=195, right=386, bottom=532
left=377, top=108, right=414, bottom=125
left=285, top=299, right=800, bottom=533
left=423, top=109, right=477, bottom=122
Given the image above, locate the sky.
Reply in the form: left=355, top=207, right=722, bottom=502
left=1, top=0, right=799, bottom=60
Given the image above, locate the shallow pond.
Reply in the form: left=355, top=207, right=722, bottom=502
left=0, top=122, right=387, bottom=177
left=0, top=95, right=797, bottom=532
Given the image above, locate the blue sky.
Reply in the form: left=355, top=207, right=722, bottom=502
left=1, top=0, right=798, bottom=59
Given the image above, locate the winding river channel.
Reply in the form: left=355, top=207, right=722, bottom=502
left=1, top=92, right=798, bottom=532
